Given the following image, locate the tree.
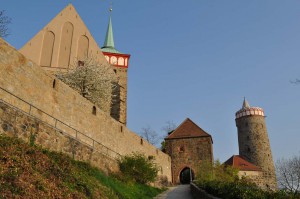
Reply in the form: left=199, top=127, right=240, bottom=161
left=56, top=55, right=118, bottom=114
left=276, top=154, right=300, bottom=194
left=118, top=152, right=159, bottom=184
left=161, top=120, right=177, bottom=135
left=0, top=10, right=11, bottom=38
left=160, top=121, right=177, bottom=151
left=140, top=125, right=159, bottom=145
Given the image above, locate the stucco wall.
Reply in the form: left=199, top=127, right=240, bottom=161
left=19, top=4, right=107, bottom=69
left=0, top=39, right=171, bottom=182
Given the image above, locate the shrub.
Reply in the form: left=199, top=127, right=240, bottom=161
left=196, top=160, right=239, bottom=184
left=118, top=152, right=159, bottom=184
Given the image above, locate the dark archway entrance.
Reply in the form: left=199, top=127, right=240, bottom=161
left=180, top=167, right=194, bottom=184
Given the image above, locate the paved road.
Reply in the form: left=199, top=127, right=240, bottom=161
left=154, top=184, right=194, bottom=199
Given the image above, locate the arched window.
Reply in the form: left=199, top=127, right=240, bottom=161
left=58, top=22, right=74, bottom=68
left=77, top=35, right=89, bottom=60
left=40, top=31, right=55, bottom=67
left=118, top=57, right=124, bottom=66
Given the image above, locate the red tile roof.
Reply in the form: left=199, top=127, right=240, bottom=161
left=224, top=155, right=261, bottom=171
left=165, top=118, right=212, bottom=142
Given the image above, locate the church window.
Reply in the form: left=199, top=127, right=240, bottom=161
left=111, top=56, right=117, bottom=64
left=58, top=22, right=74, bottom=68
left=118, top=57, right=124, bottom=66
left=40, top=31, right=55, bottom=67
left=104, top=55, right=109, bottom=62
left=77, top=35, right=89, bottom=61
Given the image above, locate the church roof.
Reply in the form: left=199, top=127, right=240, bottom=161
left=224, top=155, right=262, bottom=171
left=101, top=11, right=122, bottom=54
left=165, top=118, right=212, bottom=142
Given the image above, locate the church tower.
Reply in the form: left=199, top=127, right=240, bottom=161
left=101, top=8, right=130, bottom=125
left=235, top=98, right=277, bottom=190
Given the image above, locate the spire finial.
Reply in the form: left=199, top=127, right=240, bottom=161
left=242, top=97, right=250, bottom=109
left=102, top=3, right=115, bottom=49
left=109, top=1, right=113, bottom=13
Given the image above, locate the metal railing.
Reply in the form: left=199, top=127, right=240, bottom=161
left=0, top=86, right=121, bottom=159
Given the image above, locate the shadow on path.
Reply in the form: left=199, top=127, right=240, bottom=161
left=154, top=184, right=194, bottom=199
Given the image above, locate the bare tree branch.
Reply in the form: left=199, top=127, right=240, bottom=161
left=161, top=120, right=177, bottom=135
left=276, top=154, right=300, bottom=193
left=140, top=125, right=159, bottom=145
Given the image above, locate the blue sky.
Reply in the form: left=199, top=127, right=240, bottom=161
left=3, top=0, right=300, bottom=162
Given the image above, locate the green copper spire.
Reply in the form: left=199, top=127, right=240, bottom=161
left=103, top=14, right=114, bottom=48
left=102, top=8, right=121, bottom=53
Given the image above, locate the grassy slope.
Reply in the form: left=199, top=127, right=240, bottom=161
left=0, top=134, right=163, bottom=199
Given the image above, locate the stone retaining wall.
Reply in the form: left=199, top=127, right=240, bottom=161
left=0, top=38, right=172, bottom=182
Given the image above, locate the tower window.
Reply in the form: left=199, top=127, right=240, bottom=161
left=179, top=146, right=184, bottom=152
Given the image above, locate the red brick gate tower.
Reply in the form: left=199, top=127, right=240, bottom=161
left=164, top=118, right=213, bottom=184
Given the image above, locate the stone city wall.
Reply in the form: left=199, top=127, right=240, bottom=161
left=0, top=100, right=118, bottom=173
left=0, top=39, right=172, bottom=182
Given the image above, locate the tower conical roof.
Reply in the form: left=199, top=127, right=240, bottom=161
left=236, top=98, right=265, bottom=119
left=101, top=10, right=121, bottom=54
left=242, top=97, right=250, bottom=109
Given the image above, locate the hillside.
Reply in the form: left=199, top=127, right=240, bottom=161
left=0, top=134, right=163, bottom=199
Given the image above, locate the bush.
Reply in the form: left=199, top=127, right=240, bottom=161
left=196, top=160, right=239, bottom=184
left=118, top=152, right=159, bottom=184
left=196, top=179, right=299, bottom=199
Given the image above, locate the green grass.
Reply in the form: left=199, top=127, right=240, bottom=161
left=0, top=134, right=164, bottom=198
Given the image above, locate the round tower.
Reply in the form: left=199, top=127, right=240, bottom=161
left=235, top=98, right=277, bottom=190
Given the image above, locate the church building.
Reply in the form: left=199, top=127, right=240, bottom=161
left=19, top=4, right=130, bottom=124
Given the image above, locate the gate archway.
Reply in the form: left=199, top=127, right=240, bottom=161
left=179, top=167, right=194, bottom=184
